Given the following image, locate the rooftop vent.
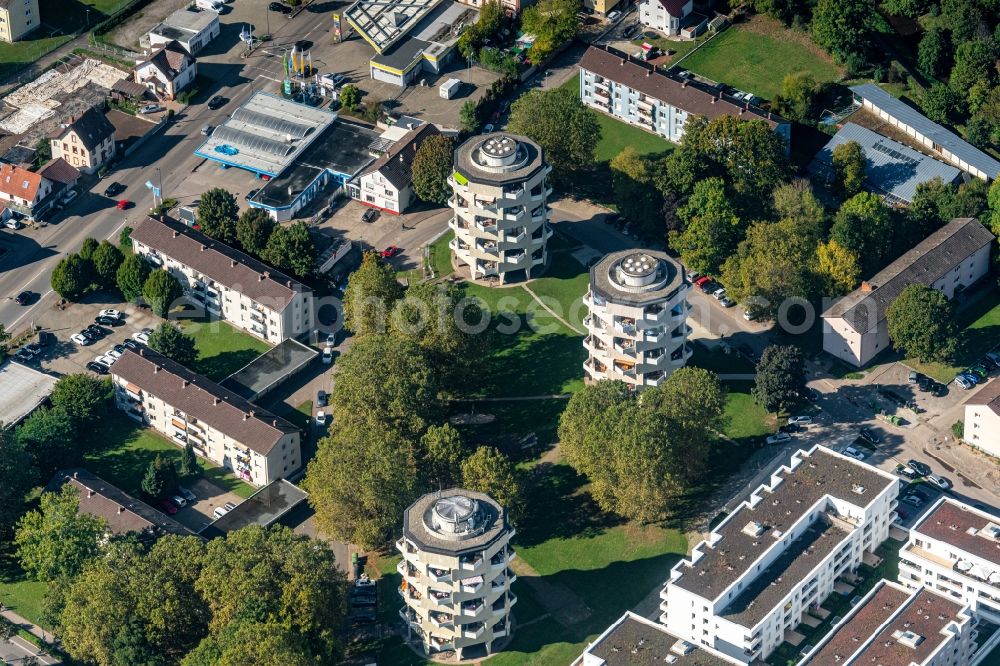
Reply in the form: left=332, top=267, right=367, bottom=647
left=743, top=521, right=766, bottom=537
left=670, top=640, right=695, bottom=656
left=892, top=630, right=924, bottom=649
left=852, top=484, right=866, bottom=495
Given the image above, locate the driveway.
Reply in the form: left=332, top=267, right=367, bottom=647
left=171, top=477, right=247, bottom=533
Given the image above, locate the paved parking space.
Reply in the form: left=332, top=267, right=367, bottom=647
left=172, top=477, right=246, bottom=533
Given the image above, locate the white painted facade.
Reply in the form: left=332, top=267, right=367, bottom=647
left=639, top=0, right=692, bottom=35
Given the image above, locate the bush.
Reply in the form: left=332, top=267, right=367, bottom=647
left=952, top=420, right=964, bottom=440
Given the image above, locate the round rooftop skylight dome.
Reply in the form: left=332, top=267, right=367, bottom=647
left=478, top=135, right=520, bottom=168
left=616, top=252, right=662, bottom=288
left=426, top=495, right=481, bottom=540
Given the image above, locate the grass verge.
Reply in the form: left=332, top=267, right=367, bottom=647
left=905, top=287, right=1000, bottom=383
left=177, top=317, right=271, bottom=381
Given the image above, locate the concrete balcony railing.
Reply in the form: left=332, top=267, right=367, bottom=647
left=476, top=240, right=499, bottom=256
left=475, top=219, right=499, bottom=234
left=613, top=319, right=638, bottom=337
left=461, top=624, right=486, bottom=640
left=503, top=228, right=526, bottom=243
left=504, top=251, right=528, bottom=266
left=427, top=567, right=452, bottom=584
left=429, top=612, right=454, bottom=629
left=613, top=340, right=637, bottom=357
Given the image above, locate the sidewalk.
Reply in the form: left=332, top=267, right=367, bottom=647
left=0, top=605, right=57, bottom=650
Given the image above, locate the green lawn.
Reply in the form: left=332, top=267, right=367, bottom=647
left=177, top=318, right=271, bottom=381
left=905, top=287, right=1000, bottom=383
left=723, top=382, right=774, bottom=443
left=0, top=557, right=49, bottom=628
left=524, top=252, right=590, bottom=331
left=680, top=24, right=842, bottom=99
left=427, top=230, right=454, bottom=278
left=450, top=398, right=568, bottom=450
left=688, top=339, right=757, bottom=375
left=84, top=413, right=256, bottom=499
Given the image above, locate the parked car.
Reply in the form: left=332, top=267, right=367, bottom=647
left=322, top=347, right=333, bottom=364
left=361, top=208, right=379, bottom=224
left=87, top=324, right=110, bottom=338
left=207, top=95, right=227, bottom=110
left=315, top=410, right=328, bottom=426
left=201, top=125, right=213, bottom=136
left=104, top=182, right=125, bottom=197
left=132, top=330, right=151, bottom=344
left=766, top=433, right=792, bottom=445
left=38, top=331, right=54, bottom=347
left=178, top=486, right=197, bottom=502
left=245, top=188, right=260, bottom=201
left=381, top=245, right=401, bottom=258
left=959, top=372, right=980, bottom=386
left=326, top=333, right=336, bottom=347
left=95, top=315, right=121, bottom=327
left=99, top=309, right=122, bottom=320
left=171, top=495, right=187, bottom=508
left=779, top=424, right=801, bottom=434
left=927, top=474, right=952, bottom=491
left=622, top=24, right=637, bottom=39
left=86, top=361, right=109, bottom=374
left=907, top=459, right=931, bottom=477
left=986, top=351, right=1000, bottom=365
left=14, top=348, right=35, bottom=362
left=901, top=494, right=924, bottom=507
left=62, top=189, right=79, bottom=204
left=743, top=308, right=759, bottom=321
left=4, top=218, right=23, bottom=230
left=788, top=416, right=812, bottom=425
left=223, top=502, right=237, bottom=512
left=693, top=275, right=712, bottom=287
left=72, top=332, right=92, bottom=346
left=719, top=296, right=735, bottom=308
left=955, top=375, right=975, bottom=390
left=699, top=280, right=720, bottom=294
left=139, top=104, right=161, bottom=114
left=14, top=291, right=33, bottom=305
left=317, top=389, right=328, bottom=407
left=483, top=123, right=495, bottom=133
left=968, top=365, right=989, bottom=379
left=158, top=499, right=178, bottom=515
left=859, top=427, right=880, bottom=444
left=123, top=338, right=143, bottom=351
left=843, top=446, right=867, bottom=461
left=607, top=9, right=621, bottom=21
left=896, top=465, right=918, bottom=479
left=980, top=356, right=998, bottom=371
left=711, top=287, right=727, bottom=299
left=268, top=1, right=292, bottom=13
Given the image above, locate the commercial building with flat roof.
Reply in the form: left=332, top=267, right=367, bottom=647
left=801, top=580, right=977, bottom=666
left=809, top=122, right=963, bottom=207
left=851, top=84, right=1000, bottom=181
left=574, top=612, right=740, bottom=666
left=0, top=359, right=56, bottom=428
left=660, top=446, right=899, bottom=664
left=821, top=218, right=994, bottom=367
left=148, top=6, right=220, bottom=55
left=579, top=45, right=791, bottom=148
left=397, top=489, right=517, bottom=659
left=130, top=215, right=313, bottom=343
left=583, top=250, right=692, bottom=390
left=111, top=347, right=302, bottom=487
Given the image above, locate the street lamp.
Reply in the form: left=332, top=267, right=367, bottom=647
left=265, top=7, right=270, bottom=38
left=155, top=167, right=163, bottom=208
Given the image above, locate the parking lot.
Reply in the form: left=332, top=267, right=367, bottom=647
left=171, top=477, right=246, bottom=533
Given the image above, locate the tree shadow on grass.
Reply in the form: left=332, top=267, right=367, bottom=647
left=193, top=349, right=265, bottom=382
left=517, top=462, right=623, bottom=548
left=480, top=325, right=586, bottom=398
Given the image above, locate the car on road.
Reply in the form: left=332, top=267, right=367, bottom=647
left=158, top=499, right=178, bottom=514
left=14, top=291, right=33, bottom=305
left=269, top=1, right=292, bottom=13
left=315, top=410, right=328, bottom=426
left=607, top=9, right=621, bottom=21
left=788, top=416, right=812, bottom=425
left=927, top=474, right=952, bottom=491
left=766, top=433, right=792, bottom=445
left=116, top=199, right=132, bottom=210
left=104, top=182, right=125, bottom=197
left=322, top=347, right=333, bottom=364
left=178, top=487, right=197, bottom=502
left=201, top=125, right=213, bottom=136
left=86, top=361, right=109, bottom=374
left=907, top=459, right=931, bottom=477
left=326, top=333, right=336, bottom=347
left=381, top=245, right=401, bottom=258
left=859, top=427, right=880, bottom=444
left=361, top=208, right=380, bottom=224
left=139, top=104, right=161, bottom=114
left=843, top=446, right=867, bottom=461
left=207, top=95, right=227, bottom=110
left=72, top=332, right=92, bottom=346
left=317, top=389, right=328, bottom=407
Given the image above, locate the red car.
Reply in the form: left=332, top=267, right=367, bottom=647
left=693, top=275, right=712, bottom=287
left=116, top=199, right=132, bottom=210
left=381, top=245, right=401, bottom=258
left=158, top=499, right=178, bottom=515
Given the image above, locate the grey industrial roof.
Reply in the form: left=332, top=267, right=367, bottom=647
left=221, top=338, right=318, bottom=401
left=810, top=122, right=962, bottom=204
left=851, top=84, right=1000, bottom=178
left=584, top=613, right=737, bottom=666
left=0, top=360, right=56, bottom=429
left=822, top=217, right=995, bottom=334
left=371, top=36, right=430, bottom=72
left=671, top=448, right=896, bottom=606
left=157, top=7, right=219, bottom=33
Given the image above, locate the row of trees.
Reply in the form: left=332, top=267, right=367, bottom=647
left=197, top=189, right=317, bottom=278
left=11, top=483, right=349, bottom=665
left=51, top=237, right=125, bottom=301
left=303, top=252, right=522, bottom=547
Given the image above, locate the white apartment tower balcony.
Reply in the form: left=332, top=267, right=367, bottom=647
left=448, top=133, right=552, bottom=285
left=396, top=489, right=517, bottom=660
left=583, top=250, right=691, bottom=391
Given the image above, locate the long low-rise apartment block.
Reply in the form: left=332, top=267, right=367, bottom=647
left=111, top=347, right=301, bottom=487
left=130, top=216, right=312, bottom=344
left=822, top=217, right=994, bottom=367
left=574, top=612, right=740, bottom=666
left=659, top=446, right=900, bottom=664
left=800, top=579, right=978, bottom=666
left=578, top=45, right=791, bottom=148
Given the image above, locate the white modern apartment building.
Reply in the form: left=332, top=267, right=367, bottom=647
left=822, top=217, right=994, bottom=367
left=396, top=489, right=517, bottom=660
left=660, top=446, right=899, bottom=664
left=574, top=612, right=741, bottom=666
left=448, top=133, right=552, bottom=284
left=130, top=216, right=313, bottom=344
left=583, top=250, right=691, bottom=390
left=800, top=579, right=978, bottom=666
left=579, top=45, right=791, bottom=147
left=964, top=381, right=1000, bottom=456
left=111, top=348, right=302, bottom=487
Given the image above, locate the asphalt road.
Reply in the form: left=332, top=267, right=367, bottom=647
left=0, top=634, right=59, bottom=665
left=0, top=8, right=322, bottom=331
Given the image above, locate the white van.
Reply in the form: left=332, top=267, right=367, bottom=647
left=196, top=0, right=224, bottom=11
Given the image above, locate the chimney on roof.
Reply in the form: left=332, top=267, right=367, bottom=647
left=154, top=365, right=160, bottom=373
left=273, top=419, right=278, bottom=426
left=249, top=410, right=255, bottom=417
left=711, top=97, right=716, bottom=104
left=214, top=397, right=220, bottom=405
left=243, top=413, right=249, bottom=421
left=200, top=244, right=206, bottom=251
left=681, top=81, right=687, bottom=88
left=182, top=379, right=190, bottom=388
left=73, top=471, right=79, bottom=478
left=621, top=58, right=625, bottom=66
left=173, top=230, right=179, bottom=238
left=646, top=69, right=651, bottom=76
left=88, top=489, right=94, bottom=498
left=861, top=281, right=875, bottom=293
left=118, top=506, right=124, bottom=514
left=231, top=259, right=237, bottom=267
left=259, top=273, right=264, bottom=281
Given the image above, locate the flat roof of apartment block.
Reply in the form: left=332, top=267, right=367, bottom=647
left=403, top=488, right=509, bottom=556
left=912, top=498, right=1000, bottom=568
left=584, top=612, right=738, bottom=666
left=590, top=249, right=687, bottom=306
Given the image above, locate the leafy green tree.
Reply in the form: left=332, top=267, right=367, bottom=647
left=235, top=208, right=275, bottom=256
left=15, top=484, right=106, bottom=581
left=182, top=622, right=313, bottom=666
left=421, top=424, right=464, bottom=490
left=521, top=0, right=580, bottom=61
left=142, top=269, right=183, bottom=317
left=669, top=177, right=741, bottom=274
left=831, top=140, right=866, bottom=197
left=882, top=0, right=929, bottom=16
left=816, top=239, right=861, bottom=296
left=752, top=345, right=806, bottom=413
left=80, top=237, right=100, bottom=261
left=558, top=380, right=634, bottom=479
left=508, top=88, right=600, bottom=186
left=51, top=374, right=112, bottom=426
left=457, top=0, right=505, bottom=59
left=0, top=433, right=37, bottom=537
left=194, top=525, right=348, bottom=661
left=262, top=221, right=315, bottom=278
left=461, top=446, right=523, bottom=522
left=773, top=72, right=820, bottom=122
left=411, top=134, right=455, bottom=205
left=773, top=179, right=826, bottom=227
left=918, top=27, right=951, bottom=79
left=179, top=441, right=200, bottom=477
left=196, top=188, right=239, bottom=244
left=886, top=284, right=957, bottom=362
left=811, top=0, right=875, bottom=63
left=106, top=618, right=167, bottom=666
left=922, top=83, right=961, bottom=123
left=343, top=251, right=405, bottom=335
left=147, top=323, right=198, bottom=366
left=51, top=253, right=91, bottom=300
left=830, top=192, right=894, bottom=276
left=116, top=253, right=152, bottom=303
left=141, top=455, right=178, bottom=501
left=460, top=99, right=480, bottom=133
left=16, top=406, right=78, bottom=475
left=339, top=84, right=360, bottom=111
left=119, top=226, right=133, bottom=250
left=0, top=323, right=9, bottom=361
left=950, top=40, right=997, bottom=101
left=92, top=240, right=124, bottom=291
left=610, top=147, right=663, bottom=239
